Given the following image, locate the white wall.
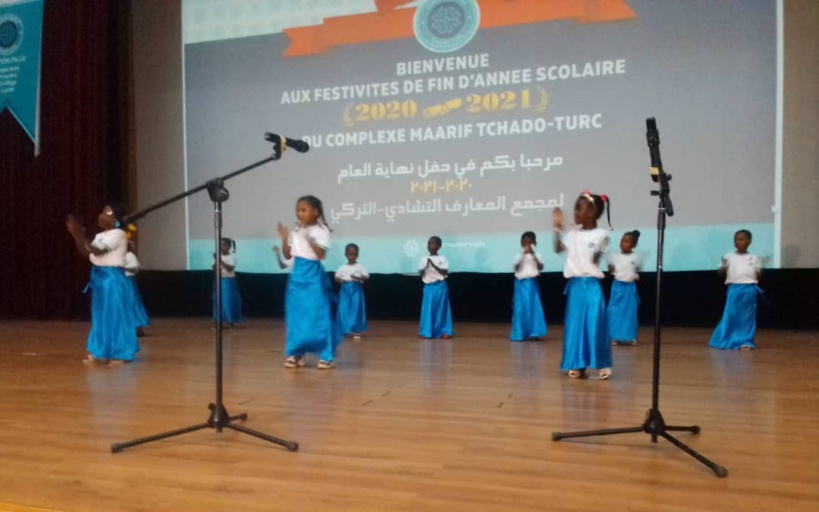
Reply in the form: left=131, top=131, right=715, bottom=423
left=131, top=0, right=187, bottom=269
left=780, top=0, right=819, bottom=267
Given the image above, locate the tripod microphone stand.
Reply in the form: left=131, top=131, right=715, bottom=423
left=551, top=118, right=727, bottom=477
left=111, top=136, right=300, bottom=453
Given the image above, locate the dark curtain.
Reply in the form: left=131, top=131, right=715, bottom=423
left=134, top=268, right=819, bottom=329
left=0, top=1, right=130, bottom=319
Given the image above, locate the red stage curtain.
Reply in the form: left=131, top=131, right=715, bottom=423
left=0, top=1, right=130, bottom=319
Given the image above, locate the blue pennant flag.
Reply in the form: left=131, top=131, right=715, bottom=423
left=0, top=0, right=44, bottom=155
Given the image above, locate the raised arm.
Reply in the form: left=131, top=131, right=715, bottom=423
left=66, top=215, right=91, bottom=260
left=552, top=208, right=565, bottom=254
left=66, top=215, right=109, bottom=259
left=277, top=223, right=292, bottom=260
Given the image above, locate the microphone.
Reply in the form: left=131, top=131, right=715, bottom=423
left=264, top=133, right=310, bottom=155
left=646, top=117, right=662, bottom=182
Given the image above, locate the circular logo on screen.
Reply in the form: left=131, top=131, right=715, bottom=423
left=414, top=0, right=480, bottom=53
left=0, top=14, right=23, bottom=56
left=404, top=239, right=421, bottom=258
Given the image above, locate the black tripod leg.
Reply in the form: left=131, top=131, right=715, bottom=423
left=666, top=425, right=701, bottom=434
left=552, top=426, right=643, bottom=441
left=206, top=402, right=247, bottom=424
left=659, top=431, right=728, bottom=477
left=111, top=422, right=211, bottom=453
left=224, top=422, right=299, bottom=451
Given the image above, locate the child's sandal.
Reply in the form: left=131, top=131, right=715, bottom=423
left=284, top=356, right=304, bottom=369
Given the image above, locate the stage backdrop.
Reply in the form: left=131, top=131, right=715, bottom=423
left=181, top=0, right=778, bottom=274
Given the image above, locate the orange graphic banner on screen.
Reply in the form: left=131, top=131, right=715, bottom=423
left=283, top=0, right=636, bottom=58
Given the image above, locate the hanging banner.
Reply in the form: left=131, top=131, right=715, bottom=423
left=284, top=0, right=636, bottom=58
left=0, top=0, right=44, bottom=155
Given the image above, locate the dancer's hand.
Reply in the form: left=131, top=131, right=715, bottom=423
left=276, top=222, right=289, bottom=241
left=65, top=214, right=84, bottom=236
left=551, top=208, right=563, bottom=230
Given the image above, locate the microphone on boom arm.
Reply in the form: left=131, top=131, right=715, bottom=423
left=264, top=133, right=310, bottom=159
left=646, top=118, right=663, bottom=182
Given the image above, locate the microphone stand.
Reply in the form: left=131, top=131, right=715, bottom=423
left=551, top=125, right=727, bottom=477
left=111, top=141, right=298, bottom=453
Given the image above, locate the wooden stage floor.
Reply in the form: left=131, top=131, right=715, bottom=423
left=0, top=319, right=817, bottom=512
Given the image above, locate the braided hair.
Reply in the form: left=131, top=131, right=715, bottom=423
left=297, top=195, right=332, bottom=231
left=579, top=190, right=612, bottom=229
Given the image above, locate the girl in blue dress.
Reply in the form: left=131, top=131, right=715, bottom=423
left=552, top=191, right=612, bottom=379
left=607, top=230, right=642, bottom=346
left=335, top=243, right=369, bottom=339
left=66, top=203, right=140, bottom=365
left=709, top=230, right=764, bottom=350
left=212, top=238, right=242, bottom=328
left=277, top=195, right=342, bottom=369
left=510, top=231, right=548, bottom=341
left=419, top=236, right=453, bottom=339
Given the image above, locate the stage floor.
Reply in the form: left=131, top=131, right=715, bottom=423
left=0, top=319, right=817, bottom=512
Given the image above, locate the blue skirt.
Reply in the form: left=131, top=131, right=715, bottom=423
left=419, top=280, right=453, bottom=339
left=285, top=258, right=342, bottom=361
left=212, top=277, right=242, bottom=324
left=561, top=277, right=611, bottom=371
left=510, top=277, right=547, bottom=341
left=607, top=280, right=639, bottom=343
left=85, top=266, right=140, bottom=361
left=128, top=276, right=150, bottom=328
left=709, top=284, right=762, bottom=350
left=338, top=281, right=367, bottom=335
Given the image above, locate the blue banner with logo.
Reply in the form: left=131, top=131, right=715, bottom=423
left=0, top=0, right=44, bottom=154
